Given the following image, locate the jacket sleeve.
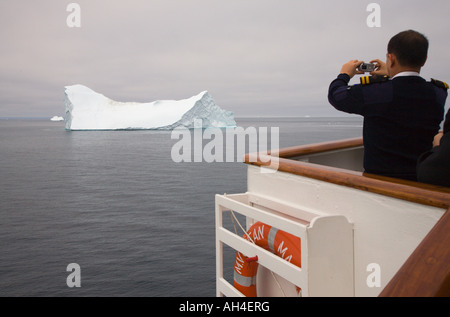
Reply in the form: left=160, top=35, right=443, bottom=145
left=417, top=131, right=450, bottom=187
left=444, top=108, right=450, bottom=133
left=328, top=74, right=365, bottom=115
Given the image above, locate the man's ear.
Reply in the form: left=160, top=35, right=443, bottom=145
left=388, top=53, right=396, bottom=68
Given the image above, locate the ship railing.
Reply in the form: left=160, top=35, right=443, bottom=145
left=239, top=137, right=450, bottom=297
left=246, top=137, right=450, bottom=209
left=215, top=192, right=354, bottom=297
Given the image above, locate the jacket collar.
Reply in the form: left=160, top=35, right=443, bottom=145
left=392, top=71, right=421, bottom=79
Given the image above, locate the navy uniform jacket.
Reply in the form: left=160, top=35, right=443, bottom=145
left=328, top=73, right=447, bottom=181
left=417, top=109, right=450, bottom=187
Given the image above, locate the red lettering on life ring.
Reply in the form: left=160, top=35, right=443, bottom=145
left=233, top=221, right=301, bottom=297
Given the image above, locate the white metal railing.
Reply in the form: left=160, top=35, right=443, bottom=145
left=215, top=192, right=354, bottom=297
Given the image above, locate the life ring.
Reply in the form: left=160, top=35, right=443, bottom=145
left=233, top=221, right=301, bottom=297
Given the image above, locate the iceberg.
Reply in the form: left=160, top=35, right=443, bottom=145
left=50, top=116, right=64, bottom=121
left=64, top=85, right=236, bottom=130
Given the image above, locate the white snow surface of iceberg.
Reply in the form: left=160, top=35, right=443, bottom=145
left=64, top=85, right=236, bottom=130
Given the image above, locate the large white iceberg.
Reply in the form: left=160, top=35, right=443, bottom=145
left=64, top=85, right=236, bottom=130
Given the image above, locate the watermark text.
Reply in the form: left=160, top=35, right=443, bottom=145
left=171, top=120, right=279, bottom=173
left=66, top=263, right=81, bottom=288
left=66, top=3, right=81, bottom=28
left=366, top=3, right=381, bottom=27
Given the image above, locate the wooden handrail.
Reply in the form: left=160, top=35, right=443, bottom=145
left=379, top=208, right=450, bottom=297
left=276, top=137, right=364, bottom=158
left=245, top=138, right=450, bottom=209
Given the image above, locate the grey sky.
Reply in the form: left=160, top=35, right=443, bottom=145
left=0, top=0, right=449, bottom=118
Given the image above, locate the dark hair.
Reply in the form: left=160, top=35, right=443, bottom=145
left=387, top=30, right=428, bottom=67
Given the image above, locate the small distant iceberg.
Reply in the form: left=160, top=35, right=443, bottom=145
left=50, top=116, right=64, bottom=121
left=64, top=85, right=236, bottom=130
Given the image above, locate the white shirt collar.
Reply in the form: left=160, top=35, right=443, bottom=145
left=392, top=71, right=421, bottom=79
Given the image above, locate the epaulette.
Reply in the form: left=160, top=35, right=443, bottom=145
left=360, top=75, right=389, bottom=85
left=431, top=78, right=449, bottom=90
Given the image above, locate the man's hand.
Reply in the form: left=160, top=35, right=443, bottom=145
left=433, top=131, right=444, bottom=147
left=370, top=59, right=389, bottom=76
left=340, top=60, right=364, bottom=78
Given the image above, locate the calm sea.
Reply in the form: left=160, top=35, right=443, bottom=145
left=0, top=116, right=362, bottom=297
